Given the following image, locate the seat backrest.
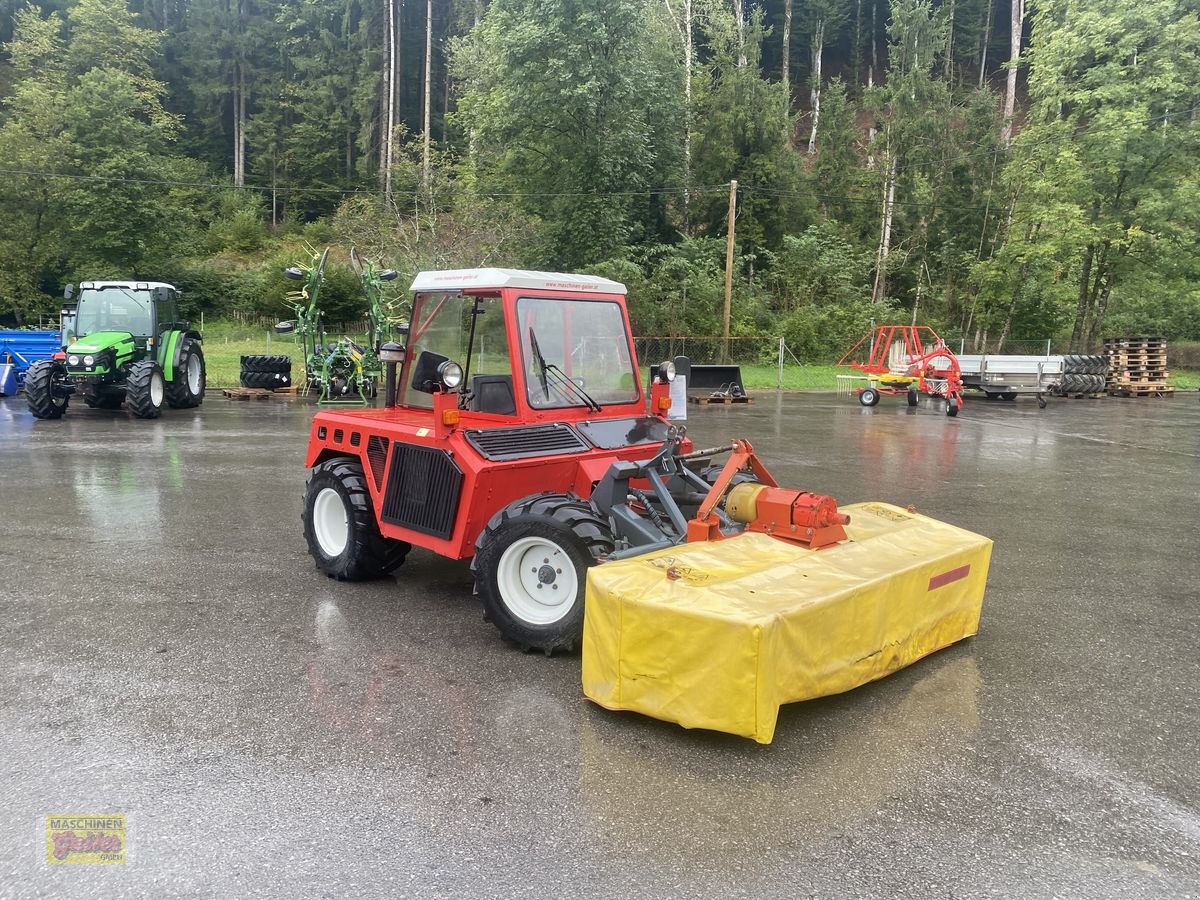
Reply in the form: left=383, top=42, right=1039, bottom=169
left=471, top=374, right=516, bottom=415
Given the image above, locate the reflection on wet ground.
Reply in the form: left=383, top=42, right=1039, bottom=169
left=1, top=392, right=1198, bottom=897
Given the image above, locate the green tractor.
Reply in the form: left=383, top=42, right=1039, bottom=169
left=25, top=280, right=206, bottom=420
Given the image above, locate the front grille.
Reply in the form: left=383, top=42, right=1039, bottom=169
left=381, top=444, right=463, bottom=539
left=366, top=435, right=389, bottom=490
left=464, top=423, right=590, bottom=461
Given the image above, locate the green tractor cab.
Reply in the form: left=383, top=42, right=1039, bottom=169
left=25, top=281, right=206, bottom=420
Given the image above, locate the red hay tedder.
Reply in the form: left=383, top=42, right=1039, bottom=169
left=836, top=325, right=965, bottom=416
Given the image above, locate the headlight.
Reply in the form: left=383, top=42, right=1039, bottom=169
left=658, top=360, right=676, bottom=383
left=438, top=360, right=464, bottom=389
left=68, top=355, right=79, bottom=365
left=83, top=355, right=95, bottom=366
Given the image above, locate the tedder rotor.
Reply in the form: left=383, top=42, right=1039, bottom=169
left=299, top=269, right=992, bottom=743
left=837, top=324, right=965, bottom=416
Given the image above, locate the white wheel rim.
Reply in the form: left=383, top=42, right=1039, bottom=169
left=186, top=353, right=202, bottom=393
left=150, top=371, right=164, bottom=406
left=313, top=488, right=349, bottom=557
left=496, top=536, right=579, bottom=626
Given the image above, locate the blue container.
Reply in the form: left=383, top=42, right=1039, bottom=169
left=0, top=330, right=63, bottom=389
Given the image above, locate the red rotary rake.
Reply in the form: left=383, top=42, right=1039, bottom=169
left=837, top=325, right=965, bottom=416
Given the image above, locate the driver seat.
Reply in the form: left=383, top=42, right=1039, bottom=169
left=470, top=375, right=516, bottom=415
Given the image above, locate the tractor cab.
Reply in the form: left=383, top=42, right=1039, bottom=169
left=69, top=282, right=181, bottom=350
left=401, top=270, right=645, bottom=422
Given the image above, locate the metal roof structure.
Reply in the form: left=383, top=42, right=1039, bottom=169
left=409, top=268, right=627, bottom=296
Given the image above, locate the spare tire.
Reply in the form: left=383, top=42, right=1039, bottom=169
left=241, top=370, right=292, bottom=390
left=241, top=355, right=292, bottom=374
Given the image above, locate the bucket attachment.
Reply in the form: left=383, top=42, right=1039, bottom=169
left=582, top=502, right=991, bottom=743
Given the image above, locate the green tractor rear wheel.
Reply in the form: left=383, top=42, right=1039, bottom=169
left=26, top=360, right=70, bottom=419
left=126, top=360, right=165, bottom=419
left=166, top=338, right=206, bottom=408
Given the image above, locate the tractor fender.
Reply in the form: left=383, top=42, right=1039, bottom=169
left=162, top=329, right=202, bottom=381
left=572, top=455, right=622, bottom=501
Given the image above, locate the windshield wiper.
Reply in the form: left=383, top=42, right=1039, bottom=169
left=544, top=363, right=602, bottom=413
left=528, top=326, right=551, bottom=400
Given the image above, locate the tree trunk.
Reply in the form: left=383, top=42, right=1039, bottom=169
left=1070, top=243, right=1095, bottom=351
left=853, top=0, right=863, bottom=86
left=383, top=0, right=397, bottom=197
left=978, top=0, right=993, bottom=89
left=1001, top=0, right=1024, bottom=145
left=422, top=0, right=433, bottom=192
left=871, top=145, right=897, bottom=303
left=945, top=0, right=956, bottom=84
left=664, top=0, right=693, bottom=229
left=782, top=0, right=792, bottom=91
left=870, top=0, right=878, bottom=87
left=733, top=0, right=746, bottom=68
left=807, top=17, right=824, bottom=154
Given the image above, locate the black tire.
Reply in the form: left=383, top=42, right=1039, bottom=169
left=240, top=354, right=292, bottom=374
left=946, top=397, right=960, bottom=417
left=302, top=458, right=410, bottom=581
left=240, top=370, right=292, bottom=390
left=907, top=389, right=919, bottom=407
left=859, top=387, right=881, bottom=407
left=166, top=339, right=206, bottom=408
left=25, top=360, right=69, bottom=419
left=471, top=493, right=614, bottom=655
left=84, top=388, right=124, bottom=410
left=1000, top=392, right=1018, bottom=401
left=125, top=360, right=165, bottom=419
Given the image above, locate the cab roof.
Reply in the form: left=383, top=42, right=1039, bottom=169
left=409, top=268, right=627, bottom=296
left=79, top=281, right=177, bottom=291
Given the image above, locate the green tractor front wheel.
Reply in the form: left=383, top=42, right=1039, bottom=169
left=25, top=360, right=70, bottom=419
left=126, top=360, right=165, bottom=419
left=166, top=338, right=206, bottom=408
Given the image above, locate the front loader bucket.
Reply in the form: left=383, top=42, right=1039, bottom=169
left=582, top=503, right=991, bottom=744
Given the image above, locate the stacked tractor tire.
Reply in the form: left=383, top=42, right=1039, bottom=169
left=240, top=355, right=292, bottom=391
left=1055, top=355, right=1108, bottom=397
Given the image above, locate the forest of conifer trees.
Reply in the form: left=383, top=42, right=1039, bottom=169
left=0, top=0, right=1197, bottom=355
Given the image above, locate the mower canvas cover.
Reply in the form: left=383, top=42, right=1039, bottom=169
left=582, top=502, right=991, bottom=743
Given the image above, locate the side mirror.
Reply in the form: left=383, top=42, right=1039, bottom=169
left=274, top=321, right=296, bottom=334
left=283, top=267, right=306, bottom=281
left=378, top=269, right=399, bottom=282
left=64, top=284, right=75, bottom=300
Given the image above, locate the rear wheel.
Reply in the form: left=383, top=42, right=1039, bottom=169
left=471, top=493, right=614, bottom=655
left=25, top=360, right=69, bottom=419
left=166, top=339, right=206, bottom=408
left=302, top=458, right=409, bottom=580
left=859, top=387, right=881, bottom=407
left=1000, top=392, right=1018, bottom=401
left=125, top=360, right=165, bottom=418
left=946, top=397, right=960, bottom=417
left=907, top=388, right=919, bottom=407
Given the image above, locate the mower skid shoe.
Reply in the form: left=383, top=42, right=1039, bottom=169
left=581, top=503, right=992, bottom=744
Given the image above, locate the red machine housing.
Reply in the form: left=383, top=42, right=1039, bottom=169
left=304, top=274, right=684, bottom=561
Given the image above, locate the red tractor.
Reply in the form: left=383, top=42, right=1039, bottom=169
left=300, top=269, right=855, bottom=653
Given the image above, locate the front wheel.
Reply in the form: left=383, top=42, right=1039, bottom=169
left=302, top=458, right=409, bottom=580
left=946, top=397, right=960, bottom=417
left=859, top=387, right=881, bottom=407
left=26, top=360, right=70, bottom=419
left=907, top=388, right=919, bottom=407
left=166, top=338, right=206, bottom=408
left=125, top=360, right=165, bottom=418
left=471, top=493, right=614, bottom=655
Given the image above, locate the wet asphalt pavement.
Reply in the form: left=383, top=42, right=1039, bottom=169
left=1, top=389, right=1198, bottom=898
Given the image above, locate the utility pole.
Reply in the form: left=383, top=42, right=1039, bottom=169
left=723, top=180, right=737, bottom=362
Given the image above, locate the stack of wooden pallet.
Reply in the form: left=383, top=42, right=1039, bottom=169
left=1104, top=337, right=1175, bottom=397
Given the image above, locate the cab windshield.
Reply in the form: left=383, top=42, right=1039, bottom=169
left=517, top=297, right=639, bottom=409
left=75, top=288, right=154, bottom=338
